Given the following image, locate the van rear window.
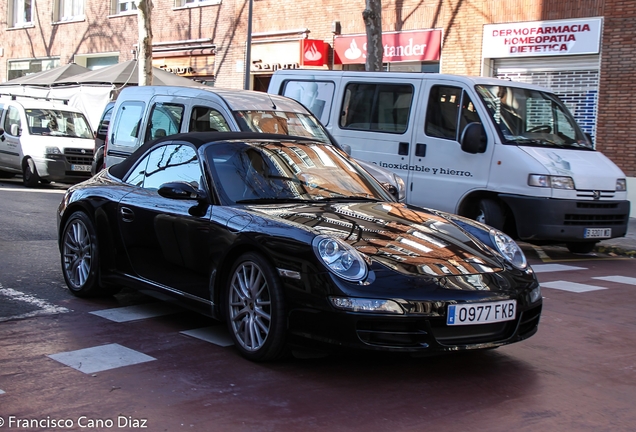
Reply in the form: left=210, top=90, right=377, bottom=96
left=340, top=83, right=413, bottom=134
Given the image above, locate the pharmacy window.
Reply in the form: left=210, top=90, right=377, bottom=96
left=56, top=0, right=85, bottom=22
left=9, top=0, right=33, bottom=27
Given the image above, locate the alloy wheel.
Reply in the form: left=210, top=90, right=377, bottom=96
left=63, top=219, right=92, bottom=289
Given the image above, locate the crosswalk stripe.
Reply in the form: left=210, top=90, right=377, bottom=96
left=541, top=280, right=607, bottom=293
left=89, top=303, right=183, bottom=323
left=181, top=326, right=234, bottom=347
left=0, top=286, right=70, bottom=322
left=532, top=264, right=587, bottom=273
left=48, top=343, right=156, bottom=374
left=592, top=276, right=636, bottom=285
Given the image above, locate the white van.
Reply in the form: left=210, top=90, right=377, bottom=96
left=0, top=95, right=95, bottom=187
left=104, top=85, right=405, bottom=199
left=268, top=70, right=630, bottom=253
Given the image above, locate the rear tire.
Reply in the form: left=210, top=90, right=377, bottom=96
left=475, top=198, right=505, bottom=230
left=225, top=252, right=287, bottom=362
left=22, top=158, right=40, bottom=188
left=566, top=241, right=597, bottom=254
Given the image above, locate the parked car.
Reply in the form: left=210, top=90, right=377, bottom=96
left=57, top=132, right=542, bottom=361
left=0, top=95, right=94, bottom=187
left=91, top=101, right=115, bottom=176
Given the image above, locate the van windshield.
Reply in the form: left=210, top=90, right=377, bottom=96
left=25, top=109, right=93, bottom=139
left=234, top=110, right=331, bottom=144
left=475, top=85, right=593, bottom=150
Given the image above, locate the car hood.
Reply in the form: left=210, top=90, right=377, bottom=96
left=27, top=135, right=94, bottom=150
left=249, top=201, right=504, bottom=276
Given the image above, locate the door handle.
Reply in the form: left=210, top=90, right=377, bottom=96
left=415, top=143, right=426, bottom=157
left=398, top=142, right=409, bottom=155
left=120, top=206, right=135, bottom=223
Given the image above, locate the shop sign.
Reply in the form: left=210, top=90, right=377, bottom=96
left=482, top=17, right=602, bottom=58
left=301, top=39, right=328, bottom=66
left=334, top=29, right=441, bottom=64
left=152, top=55, right=215, bottom=77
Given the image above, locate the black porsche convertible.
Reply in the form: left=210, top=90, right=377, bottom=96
left=57, top=132, right=542, bottom=361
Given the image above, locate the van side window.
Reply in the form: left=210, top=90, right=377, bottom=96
left=281, top=80, right=334, bottom=125
left=4, top=106, right=22, bottom=135
left=425, top=86, right=461, bottom=140
left=190, top=106, right=231, bottom=132
left=340, top=83, right=413, bottom=133
left=112, top=101, right=145, bottom=147
left=144, top=103, right=184, bottom=143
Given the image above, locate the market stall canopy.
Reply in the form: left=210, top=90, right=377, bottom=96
left=56, top=59, right=205, bottom=86
left=1, top=63, right=90, bottom=86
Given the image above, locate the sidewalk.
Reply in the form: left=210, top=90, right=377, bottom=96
left=595, top=217, right=636, bottom=256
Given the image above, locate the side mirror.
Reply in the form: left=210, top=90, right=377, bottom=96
left=10, top=124, right=21, bottom=137
left=0, top=128, right=4, bottom=142
left=460, top=122, right=486, bottom=154
left=340, top=143, right=352, bottom=155
left=158, top=181, right=206, bottom=201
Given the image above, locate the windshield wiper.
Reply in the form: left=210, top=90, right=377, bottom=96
left=319, top=195, right=382, bottom=202
left=235, top=197, right=316, bottom=204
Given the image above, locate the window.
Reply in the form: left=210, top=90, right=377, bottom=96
left=189, top=106, right=231, bottom=132
left=113, top=0, right=136, bottom=14
left=127, top=144, right=201, bottom=190
left=111, top=102, right=145, bottom=148
left=174, top=0, right=219, bottom=7
left=282, top=80, right=334, bottom=125
left=144, top=103, right=185, bottom=143
left=9, top=0, right=33, bottom=27
left=425, top=86, right=483, bottom=141
left=4, top=107, right=22, bottom=136
left=8, top=58, right=61, bottom=81
left=340, top=83, right=413, bottom=133
left=56, top=0, right=85, bottom=21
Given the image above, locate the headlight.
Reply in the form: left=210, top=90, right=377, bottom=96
left=312, top=235, right=368, bottom=281
left=490, top=230, right=527, bottom=270
left=330, top=297, right=404, bottom=314
left=528, top=174, right=574, bottom=189
left=45, top=146, right=62, bottom=155
left=616, top=178, right=627, bottom=191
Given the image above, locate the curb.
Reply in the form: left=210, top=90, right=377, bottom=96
left=594, top=244, right=636, bottom=258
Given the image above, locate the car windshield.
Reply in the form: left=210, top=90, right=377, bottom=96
left=25, top=108, right=93, bottom=139
left=235, top=110, right=331, bottom=143
left=207, top=139, right=394, bottom=204
left=475, top=84, right=593, bottom=150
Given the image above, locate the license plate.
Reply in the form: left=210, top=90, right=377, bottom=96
left=71, top=164, right=91, bottom=172
left=584, top=228, right=611, bottom=239
left=447, top=300, right=516, bottom=326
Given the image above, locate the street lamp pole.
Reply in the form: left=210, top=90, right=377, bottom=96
left=244, top=0, right=253, bottom=90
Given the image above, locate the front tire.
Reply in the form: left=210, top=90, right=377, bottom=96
left=22, top=158, right=40, bottom=188
left=475, top=198, right=505, bottom=230
left=61, top=211, right=104, bottom=297
left=566, top=241, right=597, bottom=254
left=225, top=252, right=287, bottom=362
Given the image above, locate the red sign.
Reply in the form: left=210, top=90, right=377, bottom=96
left=301, top=39, right=328, bottom=66
left=334, top=29, right=442, bottom=64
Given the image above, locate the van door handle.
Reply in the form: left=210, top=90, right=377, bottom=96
left=398, top=142, right=409, bottom=155
left=120, top=206, right=135, bottom=223
left=415, top=143, right=426, bottom=157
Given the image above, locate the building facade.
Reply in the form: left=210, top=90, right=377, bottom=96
left=1, top=0, right=635, bottom=206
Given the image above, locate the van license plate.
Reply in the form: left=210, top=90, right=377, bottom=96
left=447, top=300, right=516, bottom=326
left=71, top=164, right=91, bottom=172
left=584, top=228, right=611, bottom=238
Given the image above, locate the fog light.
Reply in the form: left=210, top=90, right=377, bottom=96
left=330, top=297, right=404, bottom=314
left=530, top=286, right=542, bottom=303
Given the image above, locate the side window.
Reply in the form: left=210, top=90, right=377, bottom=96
left=281, top=80, right=334, bottom=125
left=112, top=101, right=145, bottom=147
left=458, top=93, right=483, bottom=138
left=144, top=103, right=184, bottom=143
left=140, top=144, right=200, bottom=190
left=340, top=83, right=413, bottom=133
left=425, top=86, right=462, bottom=140
left=97, top=104, right=114, bottom=137
left=4, top=106, right=22, bottom=135
left=189, top=106, right=231, bottom=132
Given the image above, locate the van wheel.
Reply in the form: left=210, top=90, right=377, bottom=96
left=22, top=158, right=40, bottom=188
left=566, top=242, right=597, bottom=254
left=475, top=199, right=505, bottom=230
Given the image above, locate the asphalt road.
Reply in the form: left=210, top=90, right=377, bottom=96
left=1, top=178, right=636, bottom=431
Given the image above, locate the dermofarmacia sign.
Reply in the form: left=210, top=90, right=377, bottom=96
left=482, top=17, right=602, bottom=58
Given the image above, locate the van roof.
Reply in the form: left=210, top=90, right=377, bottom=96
left=117, top=85, right=309, bottom=113
left=270, top=70, right=553, bottom=93
left=0, top=96, right=81, bottom=111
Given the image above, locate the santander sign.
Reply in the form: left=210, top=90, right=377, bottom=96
left=334, top=29, right=442, bottom=64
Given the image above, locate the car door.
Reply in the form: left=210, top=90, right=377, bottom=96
left=117, top=142, right=214, bottom=299
left=409, top=80, right=494, bottom=213
left=1, top=105, right=24, bottom=170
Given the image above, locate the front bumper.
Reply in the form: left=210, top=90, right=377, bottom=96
left=499, top=194, right=630, bottom=242
left=34, top=151, right=93, bottom=183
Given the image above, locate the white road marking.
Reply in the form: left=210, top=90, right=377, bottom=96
left=48, top=343, right=156, bottom=374
left=532, top=264, right=588, bottom=273
left=181, top=326, right=234, bottom=347
left=0, top=187, right=66, bottom=194
left=0, top=389, right=5, bottom=395
left=89, top=303, right=183, bottom=322
left=541, top=280, right=607, bottom=293
left=0, top=286, right=70, bottom=322
left=593, top=276, right=636, bottom=285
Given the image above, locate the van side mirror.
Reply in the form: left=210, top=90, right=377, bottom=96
left=460, top=122, right=486, bottom=154
left=0, top=128, right=4, bottom=141
left=10, top=124, right=21, bottom=137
